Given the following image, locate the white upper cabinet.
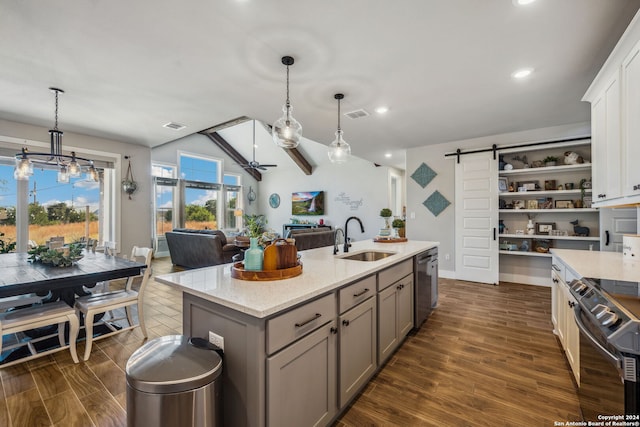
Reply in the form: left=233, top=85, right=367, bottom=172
left=590, top=70, right=622, bottom=204
left=622, top=40, right=640, bottom=198
left=584, top=12, right=640, bottom=207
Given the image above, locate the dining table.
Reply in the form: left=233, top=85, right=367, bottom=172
left=0, top=251, right=146, bottom=307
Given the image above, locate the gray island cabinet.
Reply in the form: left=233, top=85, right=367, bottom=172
left=157, top=239, right=438, bottom=426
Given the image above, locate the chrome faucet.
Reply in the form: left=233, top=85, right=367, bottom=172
left=344, top=216, right=365, bottom=253
left=333, top=228, right=345, bottom=255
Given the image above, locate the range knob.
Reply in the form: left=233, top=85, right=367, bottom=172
left=591, top=304, right=610, bottom=319
left=601, top=311, right=620, bottom=327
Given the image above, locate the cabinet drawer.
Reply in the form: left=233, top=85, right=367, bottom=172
left=339, top=275, right=376, bottom=314
left=551, top=257, right=565, bottom=282
left=378, top=259, right=413, bottom=291
left=267, top=293, right=336, bottom=355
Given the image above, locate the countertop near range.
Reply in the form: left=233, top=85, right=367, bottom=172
left=156, top=239, right=439, bottom=318
left=551, top=249, right=640, bottom=282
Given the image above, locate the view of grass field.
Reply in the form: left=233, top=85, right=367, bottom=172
left=0, top=222, right=99, bottom=246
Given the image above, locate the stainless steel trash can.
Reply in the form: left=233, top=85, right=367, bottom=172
left=126, top=335, right=223, bottom=427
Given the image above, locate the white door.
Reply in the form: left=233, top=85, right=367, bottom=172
left=600, top=207, right=638, bottom=252
left=455, top=153, right=498, bottom=284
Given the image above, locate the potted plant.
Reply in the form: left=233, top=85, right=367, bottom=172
left=543, top=156, right=558, bottom=167
left=392, top=218, right=406, bottom=238
left=380, top=208, right=393, bottom=229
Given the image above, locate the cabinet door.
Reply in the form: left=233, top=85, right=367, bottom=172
left=551, top=269, right=561, bottom=330
left=564, top=288, right=580, bottom=384
left=267, top=321, right=337, bottom=427
left=397, top=276, right=414, bottom=338
left=622, top=41, right=640, bottom=197
left=377, top=284, right=398, bottom=363
left=591, top=72, right=622, bottom=203
left=556, top=281, right=567, bottom=348
left=339, top=297, right=377, bottom=407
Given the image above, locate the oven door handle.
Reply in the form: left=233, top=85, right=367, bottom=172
left=573, top=307, right=621, bottom=370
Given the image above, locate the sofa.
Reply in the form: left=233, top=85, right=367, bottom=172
left=288, top=227, right=335, bottom=251
left=165, top=228, right=243, bottom=269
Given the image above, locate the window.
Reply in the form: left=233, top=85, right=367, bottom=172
left=224, top=174, right=241, bottom=231
left=0, top=145, right=111, bottom=250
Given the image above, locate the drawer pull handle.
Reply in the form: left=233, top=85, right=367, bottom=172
left=551, top=264, right=561, bottom=272
left=342, top=319, right=350, bottom=326
left=295, top=313, right=321, bottom=328
left=353, top=288, right=369, bottom=297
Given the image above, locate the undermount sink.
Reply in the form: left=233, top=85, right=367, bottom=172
left=338, top=250, right=396, bottom=262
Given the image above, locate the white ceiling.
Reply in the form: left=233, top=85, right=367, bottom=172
left=1, top=0, right=639, bottom=170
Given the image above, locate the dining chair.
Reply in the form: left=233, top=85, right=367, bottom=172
left=0, top=301, right=80, bottom=368
left=75, top=246, right=153, bottom=361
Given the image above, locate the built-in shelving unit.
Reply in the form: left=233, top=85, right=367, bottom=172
left=497, top=139, right=598, bottom=285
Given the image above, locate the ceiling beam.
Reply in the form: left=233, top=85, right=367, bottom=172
left=283, top=147, right=313, bottom=175
left=200, top=116, right=251, bottom=134
left=200, top=131, right=262, bottom=181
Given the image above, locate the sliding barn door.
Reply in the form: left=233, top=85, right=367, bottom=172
left=455, top=153, right=498, bottom=284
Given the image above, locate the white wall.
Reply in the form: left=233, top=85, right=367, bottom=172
left=0, top=118, right=152, bottom=255
left=406, top=121, right=591, bottom=278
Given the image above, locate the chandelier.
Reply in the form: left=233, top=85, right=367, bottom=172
left=14, top=87, right=99, bottom=183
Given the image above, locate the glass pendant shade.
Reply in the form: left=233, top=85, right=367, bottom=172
left=273, top=103, right=302, bottom=148
left=328, top=129, right=351, bottom=163
left=328, top=93, right=350, bottom=164
left=68, top=152, right=81, bottom=177
left=57, top=165, right=70, bottom=183
left=14, top=156, right=33, bottom=180
left=87, top=164, right=99, bottom=182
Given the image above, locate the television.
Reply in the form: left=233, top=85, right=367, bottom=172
left=292, top=191, right=324, bottom=216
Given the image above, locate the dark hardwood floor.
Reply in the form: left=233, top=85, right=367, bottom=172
left=0, top=258, right=580, bottom=426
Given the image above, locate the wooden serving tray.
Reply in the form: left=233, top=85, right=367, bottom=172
left=230, top=262, right=303, bottom=281
left=373, top=237, right=408, bottom=243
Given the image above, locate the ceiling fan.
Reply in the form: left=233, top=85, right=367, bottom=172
left=240, top=120, right=278, bottom=171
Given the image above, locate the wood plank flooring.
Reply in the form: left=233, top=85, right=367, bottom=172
left=0, top=258, right=580, bottom=426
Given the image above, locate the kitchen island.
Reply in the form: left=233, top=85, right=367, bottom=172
left=156, top=239, right=438, bottom=427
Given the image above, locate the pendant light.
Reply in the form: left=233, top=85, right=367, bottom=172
left=272, top=56, right=302, bottom=149
left=328, top=93, right=351, bottom=163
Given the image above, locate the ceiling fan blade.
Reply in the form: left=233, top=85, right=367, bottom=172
left=260, top=164, right=278, bottom=168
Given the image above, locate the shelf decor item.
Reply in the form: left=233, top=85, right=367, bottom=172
left=392, top=218, right=406, bottom=238
left=122, top=156, right=138, bottom=200
left=544, top=156, right=558, bottom=167
left=555, top=200, right=573, bottom=209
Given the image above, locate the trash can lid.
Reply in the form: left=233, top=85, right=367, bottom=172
left=126, top=335, right=223, bottom=394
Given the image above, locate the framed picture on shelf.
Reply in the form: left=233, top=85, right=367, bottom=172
left=526, top=199, right=538, bottom=210
left=544, top=180, right=556, bottom=191
left=541, top=197, right=554, bottom=209
left=535, top=222, right=555, bottom=235
left=517, top=181, right=538, bottom=191
left=513, top=200, right=525, bottom=210
left=498, top=177, right=508, bottom=192
left=555, top=200, right=574, bottom=209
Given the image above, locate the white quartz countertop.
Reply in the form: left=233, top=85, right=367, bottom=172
left=551, top=249, right=640, bottom=282
left=156, top=239, right=438, bottom=318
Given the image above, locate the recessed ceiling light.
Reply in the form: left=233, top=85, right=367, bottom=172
left=375, top=106, right=389, bottom=114
left=385, top=153, right=392, bottom=158
left=511, top=68, right=534, bottom=79
left=513, top=0, right=536, bottom=6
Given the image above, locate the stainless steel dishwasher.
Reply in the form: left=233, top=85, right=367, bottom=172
left=414, top=248, right=438, bottom=328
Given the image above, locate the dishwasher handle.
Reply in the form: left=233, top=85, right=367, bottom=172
left=416, top=256, right=432, bottom=265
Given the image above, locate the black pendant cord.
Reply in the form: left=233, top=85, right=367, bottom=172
left=445, top=135, right=590, bottom=163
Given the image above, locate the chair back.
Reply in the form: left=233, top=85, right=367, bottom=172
left=126, top=246, right=153, bottom=294
left=104, top=241, right=117, bottom=256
